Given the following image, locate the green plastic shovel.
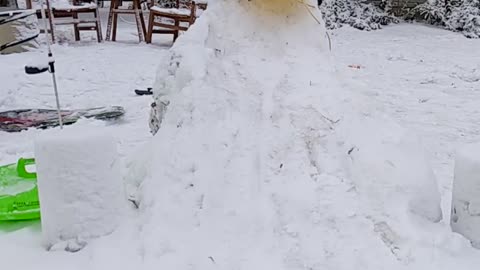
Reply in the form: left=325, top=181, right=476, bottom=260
left=0, top=158, right=40, bottom=221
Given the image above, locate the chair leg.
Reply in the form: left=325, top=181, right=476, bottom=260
left=95, top=22, right=102, bottom=42
left=146, top=12, right=154, bottom=44
left=73, top=12, right=80, bottom=41
left=137, top=0, right=147, bottom=39
left=112, top=13, right=118, bottom=41
left=173, top=30, right=179, bottom=42
left=105, top=0, right=116, bottom=41
left=173, top=19, right=179, bottom=42
left=94, top=9, right=103, bottom=42
left=133, top=0, right=144, bottom=42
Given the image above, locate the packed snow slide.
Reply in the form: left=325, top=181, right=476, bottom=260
left=121, top=0, right=453, bottom=269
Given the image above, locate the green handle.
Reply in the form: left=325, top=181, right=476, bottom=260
left=16, top=158, right=37, bottom=179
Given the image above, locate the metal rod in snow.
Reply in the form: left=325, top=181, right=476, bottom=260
left=50, top=69, right=63, bottom=128
left=39, top=0, right=63, bottom=128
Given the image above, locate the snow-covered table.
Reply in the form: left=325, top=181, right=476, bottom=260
left=25, top=0, right=102, bottom=42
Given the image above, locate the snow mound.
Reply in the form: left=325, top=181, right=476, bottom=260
left=451, top=142, right=480, bottom=248
left=127, top=0, right=443, bottom=268
left=343, top=117, right=442, bottom=223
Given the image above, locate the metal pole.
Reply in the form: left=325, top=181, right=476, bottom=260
left=39, top=0, right=63, bottom=128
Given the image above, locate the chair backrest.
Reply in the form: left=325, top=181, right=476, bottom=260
left=175, top=0, right=196, bottom=22
left=26, top=0, right=93, bottom=9
left=177, top=0, right=196, bottom=9
left=153, top=0, right=196, bottom=20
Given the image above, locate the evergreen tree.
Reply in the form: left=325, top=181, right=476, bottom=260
left=320, top=0, right=398, bottom=31
left=407, top=0, right=480, bottom=38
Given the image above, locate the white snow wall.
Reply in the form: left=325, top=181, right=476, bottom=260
left=35, top=129, right=123, bottom=251
left=451, top=143, right=480, bottom=248
left=129, top=0, right=442, bottom=269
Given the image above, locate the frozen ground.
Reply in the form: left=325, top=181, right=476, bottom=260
left=1, top=4, right=480, bottom=269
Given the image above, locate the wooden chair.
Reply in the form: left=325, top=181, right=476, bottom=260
left=105, top=0, right=147, bottom=42
left=196, top=0, right=207, bottom=10
left=146, top=0, right=196, bottom=44
left=25, top=0, right=55, bottom=40
left=26, top=0, right=102, bottom=43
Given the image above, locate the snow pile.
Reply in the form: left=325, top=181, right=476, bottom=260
left=343, top=117, right=442, bottom=223
left=451, top=143, right=480, bottom=248
left=34, top=127, right=124, bottom=252
left=122, top=0, right=445, bottom=268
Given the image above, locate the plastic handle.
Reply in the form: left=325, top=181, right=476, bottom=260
left=16, top=158, right=37, bottom=179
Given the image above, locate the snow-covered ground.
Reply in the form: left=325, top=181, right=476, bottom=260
left=332, top=24, right=480, bottom=218
left=1, top=3, right=480, bottom=269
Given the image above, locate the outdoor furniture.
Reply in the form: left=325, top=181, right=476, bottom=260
left=146, top=0, right=196, bottom=44
left=196, top=0, right=206, bottom=10
left=25, top=0, right=54, bottom=40
left=26, top=0, right=102, bottom=43
left=105, top=0, right=147, bottom=42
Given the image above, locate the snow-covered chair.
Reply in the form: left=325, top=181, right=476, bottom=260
left=105, top=0, right=147, bottom=42
left=26, top=0, right=102, bottom=43
left=146, top=0, right=196, bottom=44
left=196, top=0, right=207, bottom=10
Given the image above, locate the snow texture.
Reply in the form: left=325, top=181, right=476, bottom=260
left=34, top=127, right=123, bottom=251
left=451, top=143, right=480, bottom=248
left=344, top=117, right=443, bottom=223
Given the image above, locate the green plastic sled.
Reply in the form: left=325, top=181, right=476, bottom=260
left=0, top=158, right=40, bottom=221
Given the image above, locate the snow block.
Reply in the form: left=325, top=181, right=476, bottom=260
left=34, top=128, right=122, bottom=251
left=346, top=119, right=443, bottom=223
left=451, top=143, right=480, bottom=248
